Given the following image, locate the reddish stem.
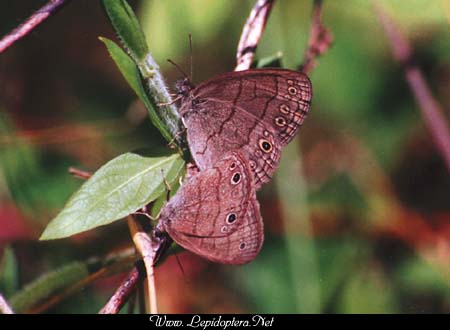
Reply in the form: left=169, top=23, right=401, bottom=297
left=374, top=1, right=450, bottom=172
left=0, top=0, right=70, bottom=53
left=99, top=267, right=142, bottom=314
left=301, top=0, right=333, bottom=74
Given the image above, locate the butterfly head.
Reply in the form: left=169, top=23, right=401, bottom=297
left=175, top=78, right=195, bottom=98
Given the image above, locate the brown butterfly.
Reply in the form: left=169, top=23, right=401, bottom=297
left=176, top=68, right=312, bottom=189
left=157, top=151, right=263, bottom=264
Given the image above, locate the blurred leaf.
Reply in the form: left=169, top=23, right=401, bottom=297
left=40, top=153, right=184, bottom=240
left=102, top=0, right=148, bottom=62
left=275, top=140, right=321, bottom=313
left=0, top=112, right=79, bottom=220
left=231, top=239, right=300, bottom=313
left=100, top=37, right=173, bottom=143
left=309, top=173, right=368, bottom=212
left=0, top=246, right=18, bottom=297
left=338, top=263, right=398, bottom=313
left=317, top=238, right=365, bottom=308
left=10, top=261, right=89, bottom=313
left=395, top=257, right=450, bottom=295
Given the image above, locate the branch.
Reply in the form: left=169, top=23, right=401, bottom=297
left=235, top=0, right=276, bottom=71
left=301, top=0, right=333, bottom=74
left=0, top=0, right=71, bottom=54
left=99, top=266, right=142, bottom=314
left=0, top=293, right=14, bottom=314
left=374, top=1, right=450, bottom=172
left=127, top=217, right=160, bottom=314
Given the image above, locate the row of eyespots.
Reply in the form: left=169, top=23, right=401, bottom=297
left=222, top=159, right=241, bottom=233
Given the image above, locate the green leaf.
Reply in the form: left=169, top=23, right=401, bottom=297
left=100, top=1, right=183, bottom=149
left=0, top=246, right=19, bottom=297
left=338, top=265, right=398, bottom=313
left=10, top=262, right=89, bottom=313
left=99, top=37, right=173, bottom=143
left=101, top=0, right=148, bottom=62
left=40, top=153, right=185, bottom=240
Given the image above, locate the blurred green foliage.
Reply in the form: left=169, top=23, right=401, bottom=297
left=0, top=0, right=449, bottom=313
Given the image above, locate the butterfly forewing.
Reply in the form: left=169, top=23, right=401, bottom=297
left=181, top=68, right=312, bottom=189
left=194, top=68, right=312, bottom=145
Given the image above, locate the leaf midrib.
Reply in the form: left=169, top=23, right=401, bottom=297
left=60, top=154, right=179, bottom=226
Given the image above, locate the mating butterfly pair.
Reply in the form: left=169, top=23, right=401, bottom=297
left=157, top=68, right=313, bottom=264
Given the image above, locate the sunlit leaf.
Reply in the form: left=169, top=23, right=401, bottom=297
left=40, top=153, right=184, bottom=240
left=102, top=0, right=148, bottom=62
left=99, top=37, right=173, bottom=143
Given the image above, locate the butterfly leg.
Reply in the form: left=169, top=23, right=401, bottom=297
left=166, top=126, right=187, bottom=150
left=160, top=169, right=172, bottom=201
left=132, top=210, right=156, bottom=221
left=157, top=94, right=181, bottom=107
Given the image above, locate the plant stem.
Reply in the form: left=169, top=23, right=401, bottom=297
left=0, top=0, right=71, bottom=53
left=374, top=0, right=450, bottom=172
left=235, top=0, right=276, bottom=71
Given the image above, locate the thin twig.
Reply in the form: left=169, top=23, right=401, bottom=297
left=235, top=0, right=276, bottom=71
left=374, top=1, right=450, bottom=172
left=0, top=0, right=71, bottom=53
left=0, top=293, right=14, bottom=314
left=301, top=0, right=333, bottom=74
left=127, top=217, right=159, bottom=314
left=68, top=167, right=92, bottom=180
left=99, top=267, right=142, bottom=314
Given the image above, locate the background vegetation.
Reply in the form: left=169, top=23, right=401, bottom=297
left=0, top=0, right=449, bottom=313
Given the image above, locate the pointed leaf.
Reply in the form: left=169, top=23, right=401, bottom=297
left=102, top=0, right=148, bottom=62
left=99, top=37, right=172, bottom=142
left=40, top=153, right=184, bottom=240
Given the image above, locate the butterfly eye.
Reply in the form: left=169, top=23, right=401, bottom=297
left=231, top=172, right=241, bottom=184
left=239, top=242, right=246, bottom=250
left=229, top=162, right=236, bottom=170
left=259, top=139, right=272, bottom=153
left=226, top=213, right=237, bottom=224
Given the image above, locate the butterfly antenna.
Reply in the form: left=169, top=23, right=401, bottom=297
left=189, top=33, right=193, bottom=81
left=167, top=59, right=189, bottom=79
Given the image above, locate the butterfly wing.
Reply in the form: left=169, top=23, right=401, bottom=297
left=181, top=68, right=312, bottom=189
left=162, top=196, right=263, bottom=265
left=158, top=152, right=263, bottom=263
